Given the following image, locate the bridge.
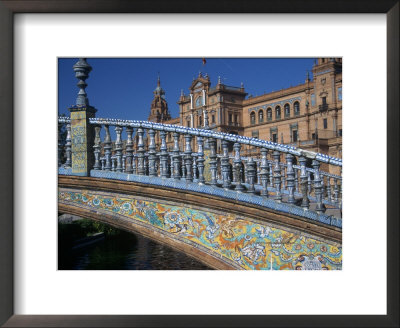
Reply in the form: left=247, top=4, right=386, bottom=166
left=58, top=58, right=342, bottom=270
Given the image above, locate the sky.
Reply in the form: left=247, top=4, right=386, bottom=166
left=58, top=58, right=316, bottom=121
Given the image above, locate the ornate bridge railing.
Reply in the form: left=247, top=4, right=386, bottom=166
left=58, top=116, right=342, bottom=225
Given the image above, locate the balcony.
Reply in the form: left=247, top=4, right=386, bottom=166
left=319, top=103, right=329, bottom=111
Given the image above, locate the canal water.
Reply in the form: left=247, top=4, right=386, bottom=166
left=58, top=222, right=211, bottom=270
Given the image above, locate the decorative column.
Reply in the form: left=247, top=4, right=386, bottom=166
left=326, top=175, right=332, bottom=201
left=233, top=143, right=245, bottom=191
left=148, top=129, right=157, bottom=177
left=286, top=154, right=295, bottom=204
left=172, top=132, right=181, bottom=180
left=312, top=160, right=326, bottom=213
left=221, top=140, right=231, bottom=189
left=184, top=134, right=193, bottom=182
left=334, top=178, right=339, bottom=205
left=246, top=157, right=256, bottom=194
left=260, top=148, right=269, bottom=197
left=65, top=123, right=72, bottom=167
left=125, top=127, right=134, bottom=173
left=69, top=58, right=97, bottom=176
left=103, top=125, right=112, bottom=171
left=196, top=136, right=205, bottom=184
left=115, top=126, right=123, bottom=172
left=273, top=151, right=282, bottom=202
left=203, top=109, right=209, bottom=128
left=269, top=160, right=274, bottom=187
left=208, top=137, right=218, bottom=186
left=299, top=156, right=310, bottom=209
left=159, top=130, right=169, bottom=178
left=136, top=127, right=145, bottom=175
left=58, top=123, right=63, bottom=166
left=93, top=125, right=101, bottom=170
left=294, top=168, right=300, bottom=194
left=192, top=154, right=198, bottom=180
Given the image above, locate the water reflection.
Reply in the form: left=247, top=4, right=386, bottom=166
left=59, top=227, right=211, bottom=270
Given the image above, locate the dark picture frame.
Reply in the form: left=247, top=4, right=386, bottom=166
left=0, top=1, right=398, bottom=327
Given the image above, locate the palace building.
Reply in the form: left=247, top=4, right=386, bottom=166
left=149, top=58, right=342, bottom=173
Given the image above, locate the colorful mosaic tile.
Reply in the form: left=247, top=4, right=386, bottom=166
left=59, top=188, right=342, bottom=270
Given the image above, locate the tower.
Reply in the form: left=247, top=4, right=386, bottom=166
left=148, top=75, right=171, bottom=123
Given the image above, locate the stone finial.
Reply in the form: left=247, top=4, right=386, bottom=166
left=73, top=58, right=92, bottom=107
left=241, top=82, right=244, bottom=88
left=218, top=76, right=221, bottom=84
left=181, top=89, right=184, bottom=97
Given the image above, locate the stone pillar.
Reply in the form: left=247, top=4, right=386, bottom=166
left=69, top=58, right=97, bottom=176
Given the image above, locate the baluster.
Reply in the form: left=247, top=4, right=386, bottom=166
left=100, top=157, right=105, bottom=170
left=273, top=151, right=282, bottom=202
left=221, top=140, right=231, bottom=189
left=246, top=157, right=256, bottom=194
left=312, top=160, right=326, bottom=213
left=115, top=126, right=123, bottom=172
left=172, top=132, right=181, bottom=180
left=294, top=168, right=300, bottom=193
left=269, top=160, right=274, bottom=187
left=233, top=143, right=245, bottom=191
left=65, top=123, right=72, bottom=167
left=192, top=154, right=198, bottom=180
left=111, top=155, right=116, bottom=171
left=159, top=131, right=169, bottom=178
left=136, top=127, right=145, bottom=175
left=326, top=175, right=332, bottom=201
left=122, top=155, right=126, bottom=171
left=197, top=137, right=205, bottom=184
left=208, top=138, right=218, bottom=186
left=281, top=164, right=286, bottom=191
left=181, top=155, right=186, bottom=179
left=148, top=129, right=157, bottom=177
left=260, top=148, right=269, bottom=197
left=299, top=156, right=310, bottom=209
left=307, top=171, right=312, bottom=194
left=132, top=154, right=137, bottom=174
left=125, top=127, right=134, bottom=173
left=256, top=160, right=261, bottom=185
left=184, top=134, right=193, bottom=182
left=104, top=125, right=112, bottom=171
left=93, top=124, right=101, bottom=170
left=333, top=178, right=339, bottom=205
left=286, top=154, right=295, bottom=204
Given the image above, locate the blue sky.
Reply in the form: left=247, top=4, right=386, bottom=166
left=58, top=58, right=316, bottom=120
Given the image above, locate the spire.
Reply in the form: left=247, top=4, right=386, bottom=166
left=157, top=72, right=161, bottom=87
left=153, top=74, right=165, bottom=98
left=306, top=71, right=310, bottom=82
left=218, top=76, right=221, bottom=84
left=181, top=89, right=184, bottom=97
left=73, top=58, right=92, bottom=106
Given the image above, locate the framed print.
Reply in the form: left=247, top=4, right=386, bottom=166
left=1, top=1, right=398, bottom=327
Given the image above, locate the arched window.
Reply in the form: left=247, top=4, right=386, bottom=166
left=250, top=112, right=256, bottom=125
left=284, top=104, right=290, bottom=118
left=199, top=116, right=202, bottom=127
left=275, top=106, right=281, bottom=119
left=267, top=108, right=272, bottom=121
left=258, top=110, right=264, bottom=123
left=294, top=101, right=300, bottom=115
left=195, top=96, right=203, bottom=107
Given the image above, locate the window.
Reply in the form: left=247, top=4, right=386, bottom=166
left=186, top=105, right=190, bottom=110
left=275, top=106, right=281, bottom=119
left=293, top=130, right=298, bottom=142
left=284, top=104, right=290, bottom=118
left=195, top=96, right=203, bottom=107
left=272, top=133, right=277, bottom=143
left=250, top=112, right=256, bottom=125
left=258, top=110, right=264, bottom=123
left=312, top=133, right=316, bottom=140
left=294, top=101, right=300, bottom=115
left=338, top=87, right=342, bottom=101
left=228, top=113, right=233, bottom=123
left=311, top=94, right=316, bottom=106
left=187, top=120, right=190, bottom=127
left=339, top=129, right=342, bottom=136
left=211, top=98, right=215, bottom=104
left=212, top=115, right=215, bottom=123
left=199, top=116, right=202, bottom=127
left=252, top=130, right=259, bottom=139
left=322, top=96, right=327, bottom=105
left=234, top=114, right=238, bottom=123
left=323, top=118, right=328, bottom=129
left=267, top=108, right=272, bottom=121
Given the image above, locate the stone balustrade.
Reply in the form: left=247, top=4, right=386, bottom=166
left=58, top=116, right=342, bottom=218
